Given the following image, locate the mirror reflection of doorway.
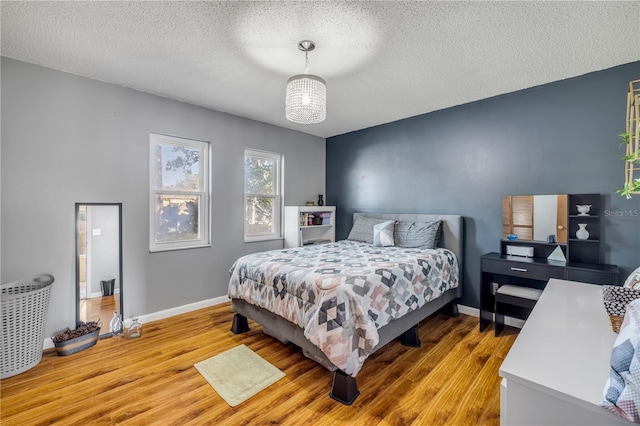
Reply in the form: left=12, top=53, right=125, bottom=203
left=75, top=203, right=123, bottom=335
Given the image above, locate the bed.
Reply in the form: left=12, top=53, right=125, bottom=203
left=228, top=213, right=464, bottom=404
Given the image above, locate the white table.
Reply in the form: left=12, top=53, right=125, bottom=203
left=499, top=278, right=629, bottom=425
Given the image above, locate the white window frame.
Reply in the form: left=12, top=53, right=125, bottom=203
left=244, top=148, right=283, bottom=242
left=149, top=133, right=211, bottom=252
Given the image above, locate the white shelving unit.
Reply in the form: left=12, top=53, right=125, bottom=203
left=284, top=206, right=336, bottom=248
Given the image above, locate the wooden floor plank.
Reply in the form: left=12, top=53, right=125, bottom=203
left=392, top=319, right=489, bottom=425
left=345, top=314, right=475, bottom=423
left=0, top=302, right=517, bottom=425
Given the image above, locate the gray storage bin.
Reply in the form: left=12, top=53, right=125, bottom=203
left=1, top=274, right=54, bottom=379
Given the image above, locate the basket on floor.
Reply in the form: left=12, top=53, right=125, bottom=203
left=52, top=321, right=101, bottom=356
left=1, top=274, right=54, bottom=379
left=602, top=285, right=640, bottom=333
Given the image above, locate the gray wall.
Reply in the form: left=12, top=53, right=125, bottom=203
left=327, top=61, right=640, bottom=309
left=1, top=57, right=326, bottom=336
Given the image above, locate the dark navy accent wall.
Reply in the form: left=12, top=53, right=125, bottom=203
left=327, top=61, right=640, bottom=309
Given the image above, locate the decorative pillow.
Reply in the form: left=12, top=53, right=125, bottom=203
left=434, top=222, right=443, bottom=247
left=373, top=221, right=395, bottom=247
left=623, top=266, right=640, bottom=290
left=394, top=220, right=442, bottom=249
left=601, top=298, right=640, bottom=422
left=347, top=216, right=390, bottom=244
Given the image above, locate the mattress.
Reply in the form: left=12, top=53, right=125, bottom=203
left=228, top=240, right=459, bottom=377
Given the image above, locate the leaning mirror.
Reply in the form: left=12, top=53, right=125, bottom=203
left=503, top=194, right=568, bottom=243
left=75, top=203, right=123, bottom=336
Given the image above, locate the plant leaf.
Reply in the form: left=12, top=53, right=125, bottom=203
left=618, top=132, right=630, bottom=147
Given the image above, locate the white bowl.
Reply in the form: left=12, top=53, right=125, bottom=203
left=576, top=204, right=591, bottom=215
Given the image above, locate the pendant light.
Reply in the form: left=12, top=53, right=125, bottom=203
left=285, top=40, right=326, bottom=124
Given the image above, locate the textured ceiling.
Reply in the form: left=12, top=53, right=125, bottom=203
left=2, top=1, right=639, bottom=138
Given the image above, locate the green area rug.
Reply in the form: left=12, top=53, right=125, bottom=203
left=194, top=344, right=285, bottom=407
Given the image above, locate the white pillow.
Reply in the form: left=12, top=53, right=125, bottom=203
left=373, top=221, right=395, bottom=247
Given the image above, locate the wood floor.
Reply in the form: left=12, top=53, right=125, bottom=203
left=0, top=302, right=518, bottom=425
left=79, top=293, right=120, bottom=326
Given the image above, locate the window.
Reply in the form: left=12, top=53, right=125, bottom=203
left=244, top=149, right=283, bottom=241
left=149, top=133, right=210, bottom=252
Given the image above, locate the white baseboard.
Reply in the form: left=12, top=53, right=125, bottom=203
left=457, top=304, right=525, bottom=329
left=43, top=295, right=230, bottom=350
left=43, top=300, right=520, bottom=351
left=81, top=290, right=121, bottom=299
left=457, top=304, right=479, bottom=317
left=130, top=295, right=229, bottom=325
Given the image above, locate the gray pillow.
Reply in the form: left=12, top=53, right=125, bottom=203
left=373, top=221, right=395, bottom=247
left=347, top=216, right=390, bottom=244
left=394, top=220, right=442, bottom=249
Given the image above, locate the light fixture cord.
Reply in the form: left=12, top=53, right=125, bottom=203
left=304, top=50, right=310, bottom=74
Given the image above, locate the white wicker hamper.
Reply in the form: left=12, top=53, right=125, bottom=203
left=1, top=274, right=54, bottom=379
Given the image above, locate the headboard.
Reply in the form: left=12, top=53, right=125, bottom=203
left=353, top=213, right=464, bottom=296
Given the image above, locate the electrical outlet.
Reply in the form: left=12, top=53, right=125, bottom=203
left=92, top=228, right=101, bottom=236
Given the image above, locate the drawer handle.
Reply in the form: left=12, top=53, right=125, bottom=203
left=510, top=267, right=528, bottom=272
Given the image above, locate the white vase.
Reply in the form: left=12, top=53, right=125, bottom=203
left=576, top=223, right=589, bottom=240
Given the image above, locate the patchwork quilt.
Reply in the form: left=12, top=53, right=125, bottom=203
left=228, top=240, right=459, bottom=377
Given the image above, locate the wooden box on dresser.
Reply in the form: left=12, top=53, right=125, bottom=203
left=284, top=206, right=336, bottom=248
left=480, top=194, right=619, bottom=332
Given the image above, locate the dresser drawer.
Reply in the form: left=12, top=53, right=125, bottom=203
left=566, top=268, right=618, bottom=285
left=482, top=258, right=564, bottom=281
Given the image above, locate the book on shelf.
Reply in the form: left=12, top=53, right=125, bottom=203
left=320, top=212, right=331, bottom=225
left=300, top=210, right=332, bottom=226
left=300, top=213, right=314, bottom=226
